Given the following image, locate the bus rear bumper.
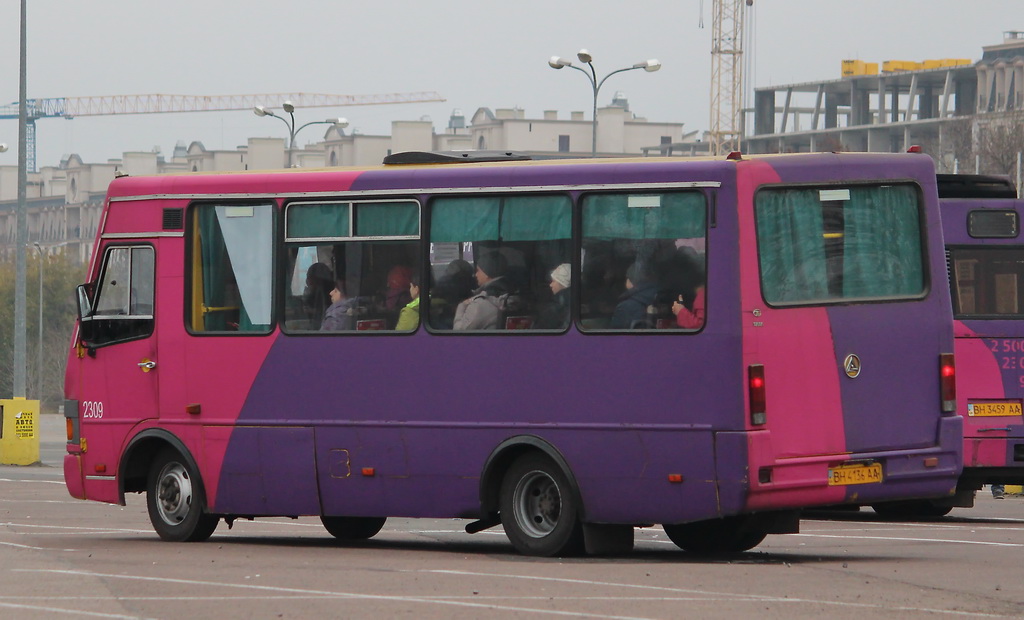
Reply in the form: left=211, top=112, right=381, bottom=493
left=739, top=417, right=963, bottom=511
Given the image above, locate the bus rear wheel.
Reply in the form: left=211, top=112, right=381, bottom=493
left=320, top=516, right=386, bottom=540
left=499, top=453, right=584, bottom=557
left=663, top=517, right=767, bottom=554
left=146, top=449, right=218, bottom=542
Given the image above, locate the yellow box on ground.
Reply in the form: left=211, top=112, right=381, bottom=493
left=0, top=398, right=41, bottom=465
left=1006, top=485, right=1023, bottom=495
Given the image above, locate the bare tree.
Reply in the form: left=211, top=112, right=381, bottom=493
left=977, top=111, right=1024, bottom=177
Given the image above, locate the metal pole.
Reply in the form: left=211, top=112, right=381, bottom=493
left=1017, top=151, right=1022, bottom=199
left=587, top=64, right=598, bottom=156
left=34, top=243, right=43, bottom=402
left=286, top=109, right=296, bottom=167
left=13, top=0, right=28, bottom=398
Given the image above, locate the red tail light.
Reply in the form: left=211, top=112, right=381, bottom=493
left=749, top=364, right=766, bottom=425
left=940, top=353, right=956, bottom=414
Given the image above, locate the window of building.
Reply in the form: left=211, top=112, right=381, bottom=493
left=189, top=204, right=274, bottom=333
left=283, top=200, right=421, bottom=333
left=756, top=184, right=925, bottom=304
left=580, top=191, right=707, bottom=331
left=427, top=194, right=572, bottom=331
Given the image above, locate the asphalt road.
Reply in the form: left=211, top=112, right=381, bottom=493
left=2, top=415, right=1023, bottom=619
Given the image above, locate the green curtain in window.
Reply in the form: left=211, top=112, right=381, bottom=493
left=431, top=195, right=570, bottom=242
left=582, top=193, right=706, bottom=240
left=756, top=190, right=829, bottom=303
left=356, top=202, right=419, bottom=236
left=197, top=207, right=227, bottom=330
left=501, top=195, right=571, bottom=241
left=431, top=197, right=500, bottom=242
left=287, top=203, right=350, bottom=239
left=842, top=186, right=923, bottom=297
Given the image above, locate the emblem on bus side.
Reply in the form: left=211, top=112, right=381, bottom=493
left=843, top=354, right=862, bottom=378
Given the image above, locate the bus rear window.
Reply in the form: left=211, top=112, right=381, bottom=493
left=950, top=247, right=1024, bottom=317
left=756, top=184, right=925, bottom=305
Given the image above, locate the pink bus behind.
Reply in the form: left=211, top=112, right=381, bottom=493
left=937, top=174, right=1024, bottom=512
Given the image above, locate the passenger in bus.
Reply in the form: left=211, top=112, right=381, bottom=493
left=672, top=288, right=705, bottom=329
left=669, top=249, right=706, bottom=329
left=320, top=280, right=357, bottom=331
left=395, top=274, right=421, bottom=331
left=430, top=259, right=476, bottom=329
left=536, top=263, right=571, bottom=329
left=303, top=262, right=334, bottom=325
left=611, top=262, right=659, bottom=329
left=453, top=252, right=512, bottom=330
left=384, top=265, right=413, bottom=311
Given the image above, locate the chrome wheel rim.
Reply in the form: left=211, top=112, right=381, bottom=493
left=512, top=469, right=561, bottom=538
left=155, top=462, right=193, bottom=526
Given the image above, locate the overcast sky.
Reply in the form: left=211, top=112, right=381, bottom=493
left=0, top=1, right=1018, bottom=168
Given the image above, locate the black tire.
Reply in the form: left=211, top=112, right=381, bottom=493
left=663, top=517, right=768, bottom=554
left=499, top=453, right=584, bottom=557
left=320, top=516, right=386, bottom=540
left=146, top=448, right=218, bottom=542
left=871, top=500, right=953, bottom=518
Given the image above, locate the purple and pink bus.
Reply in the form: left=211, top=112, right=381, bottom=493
left=63, top=150, right=961, bottom=556
left=933, top=174, right=1024, bottom=512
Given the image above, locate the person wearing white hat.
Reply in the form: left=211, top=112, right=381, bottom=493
left=537, top=263, right=571, bottom=329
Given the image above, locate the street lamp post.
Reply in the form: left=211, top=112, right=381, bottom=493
left=253, top=101, right=348, bottom=167
left=31, top=240, right=69, bottom=404
left=14, top=0, right=29, bottom=398
left=548, top=49, right=661, bottom=157
left=32, top=243, right=42, bottom=401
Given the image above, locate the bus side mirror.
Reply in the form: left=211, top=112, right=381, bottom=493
left=76, top=283, right=94, bottom=320
left=76, top=283, right=97, bottom=348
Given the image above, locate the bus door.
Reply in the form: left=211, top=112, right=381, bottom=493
left=73, top=244, right=158, bottom=503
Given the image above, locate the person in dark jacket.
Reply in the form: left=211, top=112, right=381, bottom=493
left=610, top=262, right=659, bottom=329
left=536, top=263, right=571, bottom=329
left=303, top=262, right=334, bottom=325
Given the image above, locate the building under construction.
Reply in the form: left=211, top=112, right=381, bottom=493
left=745, top=31, right=1024, bottom=172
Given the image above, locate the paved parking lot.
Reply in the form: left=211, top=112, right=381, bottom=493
left=2, top=416, right=1023, bottom=618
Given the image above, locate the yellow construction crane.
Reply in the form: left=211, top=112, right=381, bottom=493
left=708, top=0, right=752, bottom=155
left=0, top=91, right=446, bottom=171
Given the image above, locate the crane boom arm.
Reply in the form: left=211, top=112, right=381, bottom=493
left=0, top=91, right=445, bottom=119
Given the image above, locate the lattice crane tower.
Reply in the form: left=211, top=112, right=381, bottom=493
left=0, top=91, right=445, bottom=172
left=708, top=0, right=751, bottom=156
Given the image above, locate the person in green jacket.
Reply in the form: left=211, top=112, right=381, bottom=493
left=396, top=273, right=421, bottom=331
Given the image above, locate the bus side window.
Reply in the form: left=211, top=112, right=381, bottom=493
left=579, top=192, right=707, bottom=331
left=80, top=245, right=155, bottom=348
left=189, top=204, right=274, bottom=333
left=282, top=200, right=421, bottom=333
left=427, top=194, right=572, bottom=332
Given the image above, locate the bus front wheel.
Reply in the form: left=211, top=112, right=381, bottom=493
left=146, top=449, right=219, bottom=542
left=320, top=516, right=386, bottom=540
left=663, top=517, right=767, bottom=554
left=499, top=453, right=584, bottom=557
